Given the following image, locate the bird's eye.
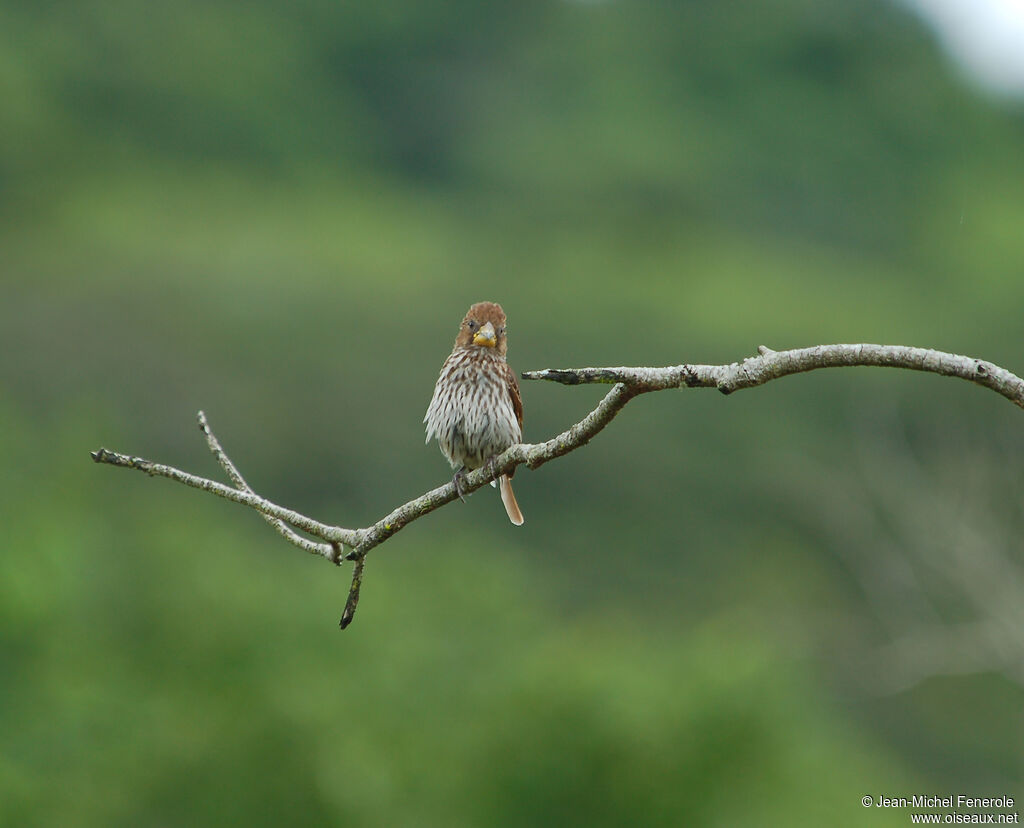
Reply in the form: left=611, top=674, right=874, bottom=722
left=467, top=320, right=478, bottom=331
left=498, top=326, right=505, bottom=335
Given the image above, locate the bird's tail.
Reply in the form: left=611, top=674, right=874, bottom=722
left=498, top=474, right=524, bottom=526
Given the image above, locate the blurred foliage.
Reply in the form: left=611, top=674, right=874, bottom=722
left=2, top=0, right=1023, bottom=824
left=1, top=406, right=919, bottom=826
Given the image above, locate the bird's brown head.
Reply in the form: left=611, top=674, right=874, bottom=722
left=454, top=301, right=510, bottom=355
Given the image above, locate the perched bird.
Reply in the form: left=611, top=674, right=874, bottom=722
left=424, top=301, right=525, bottom=525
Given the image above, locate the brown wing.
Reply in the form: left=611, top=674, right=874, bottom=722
left=502, top=362, right=523, bottom=483
left=503, top=362, right=523, bottom=430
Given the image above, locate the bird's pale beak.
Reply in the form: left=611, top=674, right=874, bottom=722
left=473, top=321, right=497, bottom=347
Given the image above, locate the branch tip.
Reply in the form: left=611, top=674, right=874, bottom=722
left=339, top=556, right=365, bottom=630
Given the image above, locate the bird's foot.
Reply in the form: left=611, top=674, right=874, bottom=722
left=484, top=455, right=499, bottom=485
left=453, top=467, right=468, bottom=503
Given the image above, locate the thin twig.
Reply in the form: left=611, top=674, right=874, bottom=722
left=91, top=343, right=1024, bottom=627
left=339, top=556, right=365, bottom=629
left=89, top=447, right=361, bottom=548
left=197, top=411, right=344, bottom=564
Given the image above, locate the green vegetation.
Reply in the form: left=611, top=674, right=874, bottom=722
left=2, top=0, right=1022, bottom=824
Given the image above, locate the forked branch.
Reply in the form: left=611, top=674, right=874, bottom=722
left=90, top=343, right=1024, bottom=627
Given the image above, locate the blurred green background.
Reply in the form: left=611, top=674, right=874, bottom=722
left=3, top=0, right=1023, bottom=824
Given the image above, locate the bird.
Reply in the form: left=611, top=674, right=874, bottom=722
left=424, top=301, right=525, bottom=525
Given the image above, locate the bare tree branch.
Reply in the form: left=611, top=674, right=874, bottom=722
left=524, top=343, right=1024, bottom=409
left=90, top=343, right=1024, bottom=627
